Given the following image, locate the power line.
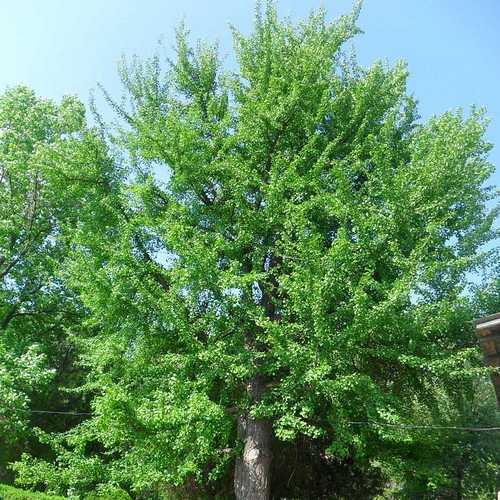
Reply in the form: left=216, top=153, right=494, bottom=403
left=27, top=410, right=94, bottom=416
left=347, top=421, right=500, bottom=432
left=24, top=409, right=500, bottom=432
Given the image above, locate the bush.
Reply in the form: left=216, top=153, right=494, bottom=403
left=0, top=484, right=66, bottom=500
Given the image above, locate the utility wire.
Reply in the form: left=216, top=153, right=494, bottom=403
left=27, top=410, right=94, bottom=416
left=24, top=409, right=500, bottom=431
left=347, top=421, right=500, bottom=432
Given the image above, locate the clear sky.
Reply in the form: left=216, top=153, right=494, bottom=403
left=1, top=0, right=499, bottom=189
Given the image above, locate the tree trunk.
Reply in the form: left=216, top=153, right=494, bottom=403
left=234, top=376, right=273, bottom=500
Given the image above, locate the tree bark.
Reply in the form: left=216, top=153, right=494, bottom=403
left=234, top=375, right=273, bottom=500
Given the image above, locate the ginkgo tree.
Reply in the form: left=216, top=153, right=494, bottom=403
left=12, top=2, right=498, bottom=499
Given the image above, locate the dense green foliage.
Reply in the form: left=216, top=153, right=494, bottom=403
left=0, top=86, right=89, bottom=481
left=1, top=2, right=499, bottom=499
left=0, top=483, right=131, bottom=500
left=0, top=483, right=66, bottom=500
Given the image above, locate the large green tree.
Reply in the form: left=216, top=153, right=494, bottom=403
left=13, top=3, right=498, bottom=499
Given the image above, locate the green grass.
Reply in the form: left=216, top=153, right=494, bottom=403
left=0, top=484, right=66, bottom=500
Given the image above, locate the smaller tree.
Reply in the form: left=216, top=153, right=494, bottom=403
left=0, top=85, right=115, bottom=481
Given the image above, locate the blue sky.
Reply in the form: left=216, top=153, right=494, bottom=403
left=1, top=0, right=499, bottom=189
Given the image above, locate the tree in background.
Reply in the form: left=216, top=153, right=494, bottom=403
left=10, top=2, right=500, bottom=499
left=0, top=86, right=116, bottom=483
